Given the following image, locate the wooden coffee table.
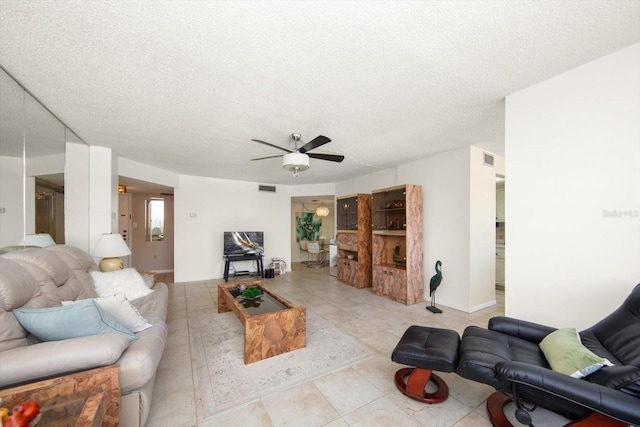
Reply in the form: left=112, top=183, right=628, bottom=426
left=0, top=365, right=120, bottom=426
left=218, top=280, right=306, bottom=364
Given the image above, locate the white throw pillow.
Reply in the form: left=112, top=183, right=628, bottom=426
left=63, top=293, right=152, bottom=333
left=91, top=268, right=154, bottom=300
left=141, top=273, right=155, bottom=289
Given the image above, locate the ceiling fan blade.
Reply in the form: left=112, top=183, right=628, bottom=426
left=251, top=154, right=284, bottom=161
left=251, top=139, right=293, bottom=153
left=308, top=153, right=345, bottom=163
left=299, top=135, right=331, bottom=153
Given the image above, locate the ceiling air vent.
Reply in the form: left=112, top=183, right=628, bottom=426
left=483, top=153, right=494, bottom=167
left=258, top=185, right=276, bottom=193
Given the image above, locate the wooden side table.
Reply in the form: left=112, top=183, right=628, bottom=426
left=0, top=365, right=120, bottom=426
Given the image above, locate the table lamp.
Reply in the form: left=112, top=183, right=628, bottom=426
left=22, top=233, right=56, bottom=247
left=92, top=233, right=131, bottom=271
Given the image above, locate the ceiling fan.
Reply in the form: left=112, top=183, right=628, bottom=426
left=251, top=133, right=344, bottom=177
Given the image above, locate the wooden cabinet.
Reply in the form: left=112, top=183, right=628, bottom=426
left=372, top=265, right=407, bottom=298
left=337, top=256, right=359, bottom=285
left=371, top=184, right=423, bottom=305
left=337, top=194, right=359, bottom=231
left=336, top=193, right=372, bottom=288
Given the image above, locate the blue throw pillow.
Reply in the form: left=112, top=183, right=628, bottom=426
left=13, top=299, right=138, bottom=342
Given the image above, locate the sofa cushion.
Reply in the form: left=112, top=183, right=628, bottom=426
left=0, top=334, right=130, bottom=387
left=0, top=257, right=50, bottom=352
left=130, top=282, right=168, bottom=326
left=91, top=268, right=154, bottom=300
left=63, top=293, right=152, bottom=333
left=0, top=258, right=43, bottom=311
left=3, top=248, right=71, bottom=289
left=457, top=325, right=549, bottom=390
left=45, top=245, right=99, bottom=299
left=118, top=283, right=168, bottom=392
left=3, top=248, right=96, bottom=304
left=13, top=299, right=138, bottom=342
left=540, top=327, right=613, bottom=378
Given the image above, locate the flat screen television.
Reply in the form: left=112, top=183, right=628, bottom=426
left=223, top=231, right=264, bottom=256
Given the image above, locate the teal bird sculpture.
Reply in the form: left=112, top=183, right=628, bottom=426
left=427, top=260, right=443, bottom=313
left=429, top=260, right=442, bottom=296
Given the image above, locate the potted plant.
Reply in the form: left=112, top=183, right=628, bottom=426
left=241, top=287, right=262, bottom=300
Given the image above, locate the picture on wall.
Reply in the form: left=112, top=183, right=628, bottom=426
left=295, top=212, right=322, bottom=241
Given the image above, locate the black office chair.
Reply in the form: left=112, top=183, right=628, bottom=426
left=392, top=283, right=640, bottom=426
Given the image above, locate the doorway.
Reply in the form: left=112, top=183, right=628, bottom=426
left=496, top=175, right=505, bottom=290
left=290, top=195, right=335, bottom=276
left=118, top=177, right=174, bottom=276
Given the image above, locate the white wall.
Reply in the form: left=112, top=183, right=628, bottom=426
left=88, top=146, right=118, bottom=253
left=469, top=147, right=498, bottom=310
left=174, top=175, right=295, bottom=282
left=0, top=155, right=24, bottom=247
left=65, top=142, right=90, bottom=251
left=118, top=157, right=180, bottom=189
left=505, top=43, right=640, bottom=330
left=406, top=147, right=472, bottom=310
left=336, top=145, right=499, bottom=312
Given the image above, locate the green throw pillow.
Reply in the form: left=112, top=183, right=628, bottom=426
left=14, top=299, right=138, bottom=342
left=539, top=327, right=613, bottom=378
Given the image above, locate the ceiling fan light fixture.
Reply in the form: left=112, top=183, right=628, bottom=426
left=283, top=152, right=310, bottom=177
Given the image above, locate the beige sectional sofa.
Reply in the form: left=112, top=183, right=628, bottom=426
left=0, top=245, right=168, bottom=427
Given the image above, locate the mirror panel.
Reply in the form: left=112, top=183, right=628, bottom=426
left=0, top=66, right=80, bottom=249
left=24, top=92, right=66, bottom=241
left=0, top=68, right=24, bottom=157
left=24, top=93, right=66, bottom=160
left=0, top=68, right=25, bottom=247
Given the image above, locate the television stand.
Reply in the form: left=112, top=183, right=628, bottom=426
left=234, top=270, right=250, bottom=276
left=224, top=254, right=264, bottom=282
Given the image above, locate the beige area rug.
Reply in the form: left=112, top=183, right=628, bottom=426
left=190, top=307, right=374, bottom=418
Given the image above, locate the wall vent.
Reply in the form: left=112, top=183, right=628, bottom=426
left=483, top=152, right=494, bottom=167
left=258, top=185, right=277, bottom=192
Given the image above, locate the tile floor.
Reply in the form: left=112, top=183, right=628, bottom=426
left=145, top=265, right=568, bottom=427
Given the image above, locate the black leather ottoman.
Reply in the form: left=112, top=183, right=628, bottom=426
left=391, top=325, right=461, bottom=403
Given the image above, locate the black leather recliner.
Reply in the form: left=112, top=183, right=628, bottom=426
left=392, top=283, right=640, bottom=426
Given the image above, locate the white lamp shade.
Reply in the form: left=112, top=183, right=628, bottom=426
left=92, top=233, right=131, bottom=258
left=23, top=233, right=56, bottom=247
left=316, top=205, right=329, bottom=217
left=282, top=152, right=310, bottom=172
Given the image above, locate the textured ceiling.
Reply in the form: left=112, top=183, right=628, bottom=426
left=1, top=1, right=639, bottom=185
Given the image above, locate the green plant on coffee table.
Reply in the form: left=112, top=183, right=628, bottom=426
left=242, top=287, right=262, bottom=299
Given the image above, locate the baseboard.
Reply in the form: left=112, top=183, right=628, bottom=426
left=437, top=299, right=497, bottom=313
left=469, top=300, right=497, bottom=312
